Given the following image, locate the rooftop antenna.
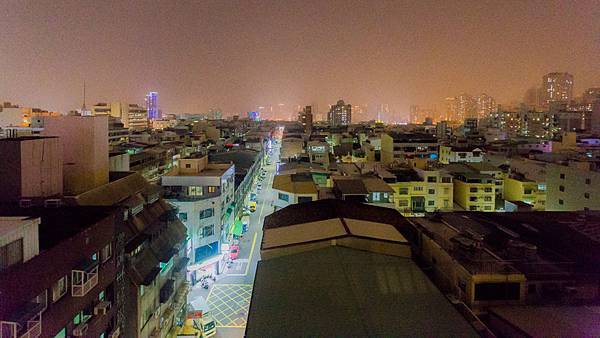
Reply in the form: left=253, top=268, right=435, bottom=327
left=80, top=81, right=91, bottom=116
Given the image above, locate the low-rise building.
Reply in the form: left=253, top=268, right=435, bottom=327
left=452, top=173, right=496, bottom=211
left=381, top=132, right=438, bottom=164
left=439, top=145, right=483, bottom=164
left=161, top=155, right=235, bottom=271
left=503, top=173, right=546, bottom=210
left=546, top=161, right=600, bottom=211
left=272, top=173, right=318, bottom=211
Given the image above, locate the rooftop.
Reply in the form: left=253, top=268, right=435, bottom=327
left=272, top=173, right=318, bottom=195
left=247, top=246, right=478, bottom=337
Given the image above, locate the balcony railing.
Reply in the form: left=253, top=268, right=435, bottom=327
left=72, top=265, right=99, bottom=297
left=0, top=312, right=42, bottom=338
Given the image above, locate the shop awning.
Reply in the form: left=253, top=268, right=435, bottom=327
left=232, top=219, right=244, bottom=236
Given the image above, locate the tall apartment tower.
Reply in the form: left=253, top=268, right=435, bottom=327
left=542, top=72, right=574, bottom=105
left=145, top=91, right=159, bottom=120
left=298, top=105, right=313, bottom=133
left=328, top=99, right=352, bottom=127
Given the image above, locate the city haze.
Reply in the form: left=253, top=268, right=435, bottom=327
left=1, top=0, right=599, bottom=118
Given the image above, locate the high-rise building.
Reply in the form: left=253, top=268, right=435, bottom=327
left=542, top=72, right=574, bottom=105
left=145, top=91, right=159, bottom=120
left=456, top=93, right=476, bottom=121
left=298, top=105, right=313, bottom=133
left=582, top=87, right=600, bottom=106
left=444, top=97, right=457, bottom=121
left=328, top=99, right=352, bottom=127
left=476, top=93, right=496, bottom=119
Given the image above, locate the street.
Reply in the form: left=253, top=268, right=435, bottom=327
left=187, top=136, right=281, bottom=337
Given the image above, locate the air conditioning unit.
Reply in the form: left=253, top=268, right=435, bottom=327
left=94, top=301, right=111, bottom=315
left=19, top=199, right=33, bottom=208
left=73, top=323, right=88, bottom=337
left=44, top=199, right=62, bottom=208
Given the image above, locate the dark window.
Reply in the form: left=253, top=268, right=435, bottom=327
left=0, top=239, right=23, bottom=270
left=278, top=193, right=289, bottom=202
left=585, top=178, right=591, bottom=184
left=484, top=187, right=493, bottom=193
left=474, top=282, right=520, bottom=301
left=470, top=187, right=478, bottom=193
left=524, top=189, right=532, bottom=194
left=298, top=196, right=313, bottom=204
left=558, top=199, right=564, bottom=205
left=178, top=212, right=188, bottom=222
left=560, top=173, right=565, bottom=179
left=428, top=200, right=435, bottom=206
left=442, top=177, right=451, bottom=183
left=185, top=163, right=191, bottom=169
left=427, top=176, right=437, bottom=183
left=585, top=193, right=590, bottom=199
left=469, top=206, right=478, bottom=211
left=428, top=189, right=435, bottom=194
left=559, top=185, right=565, bottom=192
left=469, top=196, right=477, bottom=201
left=199, top=208, right=214, bottom=219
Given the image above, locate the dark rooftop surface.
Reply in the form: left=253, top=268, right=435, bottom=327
left=0, top=205, right=116, bottom=250
left=246, top=246, right=478, bottom=338
left=333, top=178, right=368, bottom=195
left=263, top=199, right=414, bottom=241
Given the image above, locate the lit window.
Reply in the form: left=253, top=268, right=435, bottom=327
left=372, top=192, right=381, bottom=201
left=188, top=186, right=203, bottom=196
left=52, top=276, right=68, bottom=302
left=208, top=186, right=217, bottom=193
left=428, top=189, right=435, bottom=194
left=101, top=243, right=112, bottom=263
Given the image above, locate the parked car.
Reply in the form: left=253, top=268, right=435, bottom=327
left=229, top=244, right=240, bottom=260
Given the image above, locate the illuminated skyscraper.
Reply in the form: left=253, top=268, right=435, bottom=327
left=328, top=99, right=351, bottom=127
left=145, top=91, right=159, bottom=120
left=476, top=93, right=497, bottom=119
left=456, top=93, right=476, bottom=121
left=542, top=72, right=573, bottom=105
left=298, top=105, right=313, bottom=133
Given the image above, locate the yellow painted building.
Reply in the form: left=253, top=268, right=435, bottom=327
left=452, top=173, right=496, bottom=211
left=503, top=176, right=546, bottom=210
left=387, top=168, right=453, bottom=216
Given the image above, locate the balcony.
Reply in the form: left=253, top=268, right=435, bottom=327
left=72, top=265, right=99, bottom=297
left=0, top=311, right=42, bottom=338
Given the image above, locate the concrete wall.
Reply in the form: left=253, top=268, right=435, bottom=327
left=42, top=116, right=109, bottom=195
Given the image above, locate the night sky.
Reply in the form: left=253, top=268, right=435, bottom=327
left=1, top=0, right=599, bottom=118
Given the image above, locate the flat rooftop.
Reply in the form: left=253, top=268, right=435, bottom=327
left=247, top=246, right=478, bottom=337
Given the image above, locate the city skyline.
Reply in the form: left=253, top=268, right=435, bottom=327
left=1, top=1, right=599, bottom=118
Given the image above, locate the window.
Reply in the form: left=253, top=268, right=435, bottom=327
left=560, top=173, right=565, bottom=179
left=469, top=206, right=478, bottom=211
left=278, top=193, right=289, bottom=202
left=199, top=208, right=214, bottom=219
left=398, top=200, right=409, bottom=207
left=91, top=252, right=98, bottom=262
left=73, top=312, right=82, bottom=325
left=428, top=189, right=435, bottom=194
left=469, top=196, right=477, bottom=202
left=52, top=276, right=68, bottom=302
left=585, top=178, right=591, bottom=184
left=559, top=185, right=565, bottom=192
left=427, top=176, right=437, bottom=183
left=524, top=189, right=532, bottom=195
left=469, top=187, right=478, bottom=193
left=54, top=328, right=66, bottom=338
left=208, top=186, right=217, bottom=193
left=428, top=200, right=435, bottom=206
left=0, top=239, right=23, bottom=270
left=559, top=199, right=564, bottom=205
left=484, top=187, right=493, bottom=193
left=203, top=225, right=215, bottom=237
left=458, top=152, right=467, bottom=158
left=585, top=193, right=590, bottom=199
left=178, top=212, right=188, bottom=222
left=484, top=196, right=492, bottom=202
left=372, top=192, right=381, bottom=201
left=399, top=188, right=409, bottom=195
left=99, top=290, right=105, bottom=301
left=414, top=186, right=423, bottom=191
left=188, top=186, right=203, bottom=196
left=444, top=200, right=449, bottom=207
left=484, top=206, right=492, bottom=210
left=101, top=243, right=112, bottom=263
left=185, top=163, right=191, bottom=168
left=442, top=177, right=451, bottom=183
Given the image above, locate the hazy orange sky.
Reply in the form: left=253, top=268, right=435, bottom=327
left=1, top=0, right=599, bottom=119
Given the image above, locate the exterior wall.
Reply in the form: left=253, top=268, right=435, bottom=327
left=453, top=180, right=495, bottom=211
left=503, top=177, right=546, bottom=209
left=380, top=134, right=394, bottom=164
left=272, top=189, right=318, bottom=210
left=0, top=217, right=40, bottom=263
left=42, top=116, right=109, bottom=195
left=439, top=146, right=483, bottom=164
left=546, top=164, right=600, bottom=211
left=391, top=181, right=453, bottom=216
left=109, top=152, right=130, bottom=171
left=0, top=107, right=25, bottom=127
left=0, top=137, right=63, bottom=201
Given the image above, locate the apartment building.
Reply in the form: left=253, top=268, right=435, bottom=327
left=381, top=132, right=438, bottom=164
left=439, top=145, right=483, bottom=164
left=452, top=173, right=496, bottom=211
left=161, top=155, right=235, bottom=272
left=382, top=167, right=453, bottom=216
left=0, top=209, right=120, bottom=338
left=546, top=161, right=600, bottom=211
left=503, top=174, right=546, bottom=210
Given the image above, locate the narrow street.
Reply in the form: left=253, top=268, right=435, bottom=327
left=187, top=136, right=281, bottom=338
